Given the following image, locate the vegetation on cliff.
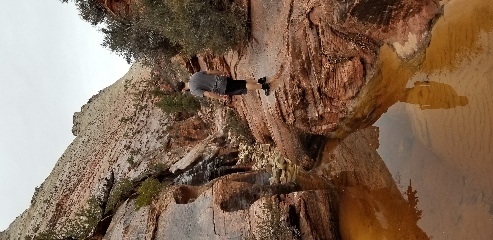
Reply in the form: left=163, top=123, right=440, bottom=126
left=34, top=197, right=102, bottom=240
left=61, top=0, right=255, bottom=145
left=135, top=177, right=164, bottom=210
left=226, top=109, right=255, bottom=143
left=104, top=178, right=134, bottom=214
left=155, top=93, right=201, bottom=114
left=62, top=0, right=249, bottom=64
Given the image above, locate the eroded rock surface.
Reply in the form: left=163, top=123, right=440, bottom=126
left=217, top=0, right=441, bottom=169
left=1, top=0, right=444, bottom=239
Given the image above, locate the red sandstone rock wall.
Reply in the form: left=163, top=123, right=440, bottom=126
left=199, top=0, right=441, bottom=170
left=0, top=0, right=442, bottom=239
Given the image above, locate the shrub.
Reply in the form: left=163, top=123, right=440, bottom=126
left=136, top=178, right=163, bottom=210
left=155, top=93, right=201, bottom=114
left=148, top=162, right=168, bottom=176
left=61, top=0, right=106, bottom=26
left=101, top=16, right=180, bottom=64
left=34, top=230, right=60, bottom=240
left=138, top=0, right=249, bottom=56
left=105, top=178, right=134, bottom=214
left=226, top=109, right=255, bottom=143
left=151, top=56, right=191, bottom=87
left=150, top=88, right=167, bottom=98
left=64, top=0, right=249, bottom=64
left=63, top=197, right=103, bottom=239
left=35, top=197, right=103, bottom=240
left=127, top=155, right=136, bottom=167
left=31, top=186, right=41, bottom=205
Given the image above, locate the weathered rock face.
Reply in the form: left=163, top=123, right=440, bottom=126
left=95, top=158, right=341, bottom=239
left=0, top=64, right=171, bottom=239
left=99, top=128, right=418, bottom=240
left=1, top=0, right=443, bottom=239
left=201, top=0, right=441, bottom=170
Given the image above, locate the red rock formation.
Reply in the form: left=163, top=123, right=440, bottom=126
left=0, top=1, right=444, bottom=239
left=203, top=0, right=441, bottom=170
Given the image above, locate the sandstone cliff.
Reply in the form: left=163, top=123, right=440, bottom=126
left=223, top=0, right=441, bottom=169
left=1, top=0, right=442, bottom=239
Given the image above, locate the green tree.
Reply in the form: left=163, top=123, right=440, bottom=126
left=35, top=197, right=103, bottom=240
left=101, top=17, right=180, bottom=64
left=135, top=178, right=163, bottom=210
left=61, top=0, right=107, bottom=26
left=155, top=93, right=201, bottom=114
left=139, top=0, right=248, bottom=56
left=105, top=178, right=134, bottom=213
left=63, top=0, right=249, bottom=63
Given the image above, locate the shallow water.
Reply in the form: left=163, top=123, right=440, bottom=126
left=323, top=0, right=493, bottom=239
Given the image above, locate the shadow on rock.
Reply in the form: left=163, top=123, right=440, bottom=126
left=214, top=171, right=301, bottom=212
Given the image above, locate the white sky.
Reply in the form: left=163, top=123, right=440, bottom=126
left=0, top=1, right=130, bottom=231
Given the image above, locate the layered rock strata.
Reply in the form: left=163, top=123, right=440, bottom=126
left=220, top=0, right=441, bottom=169
left=1, top=0, right=443, bottom=239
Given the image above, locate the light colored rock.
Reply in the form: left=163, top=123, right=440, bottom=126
left=104, top=200, right=152, bottom=240
left=156, top=186, right=251, bottom=240
left=169, top=135, right=217, bottom=173
left=1, top=63, right=171, bottom=239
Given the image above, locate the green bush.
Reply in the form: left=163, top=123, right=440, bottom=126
left=61, top=0, right=106, bottom=26
left=34, top=230, right=60, bottom=240
left=63, top=197, right=103, bottom=239
left=65, top=0, right=249, bottom=63
left=150, top=88, right=167, bottom=98
left=105, top=178, right=134, bottom=214
left=226, top=109, right=255, bottom=143
left=31, top=186, right=41, bottom=205
left=139, top=0, right=249, bottom=56
left=148, top=162, right=168, bottom=176
left=155, top=93, right=201, bottom=114
left=136, top=178, right=163, bottom=210
left=35, top=197, right=103, bottom=240
left=101, top=16, right=180, bottom=64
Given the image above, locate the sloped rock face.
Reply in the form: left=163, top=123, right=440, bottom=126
left=102, top=171, right=339, bottom=239
left=1, top=0, right=443, bottom=239
left=219, top=0, right=441, bottom=169
left=1, top=63, right=225, bottom=239
left=103, top=199, right=152, bottom=239
left=100, top=128, right=416, bottom=240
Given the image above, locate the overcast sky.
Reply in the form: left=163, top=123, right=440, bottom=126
left=0, top=1, right=130, bottom=231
